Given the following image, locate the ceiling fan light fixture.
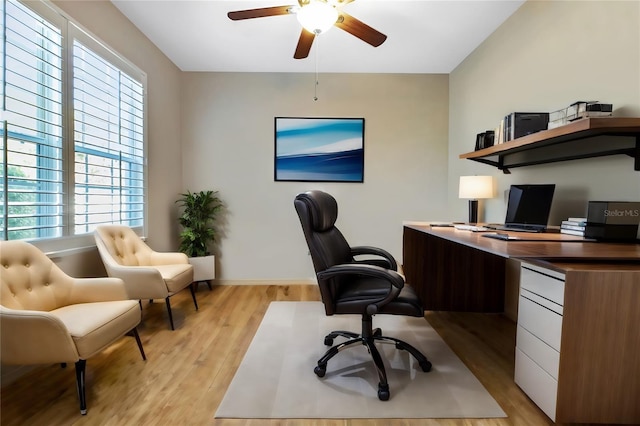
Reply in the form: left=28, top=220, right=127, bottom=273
left=296, top=1, right=338, bottom=35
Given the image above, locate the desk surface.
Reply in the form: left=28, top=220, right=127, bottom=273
left=404, top=223, right=640, bottom=261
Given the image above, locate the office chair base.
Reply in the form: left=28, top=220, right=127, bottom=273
left=314, top=317, right=431, bottom=401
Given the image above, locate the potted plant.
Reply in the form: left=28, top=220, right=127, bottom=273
left=176, top=190, right=223, bottom=285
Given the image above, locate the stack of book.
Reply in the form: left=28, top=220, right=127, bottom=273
left=561, top=217, right=587, bottom=236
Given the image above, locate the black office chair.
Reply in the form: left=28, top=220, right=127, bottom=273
left=294, top=190, right=431, bottom=401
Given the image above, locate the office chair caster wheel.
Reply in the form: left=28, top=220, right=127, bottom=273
left=324, top=336, right=333, bottom=346
left=420, top=360, right=432, bottom=372
left=314, top=365, right=326, bottom=377
left=377, top=384, right=390, bottom=401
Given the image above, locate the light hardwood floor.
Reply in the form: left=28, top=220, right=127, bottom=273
left=1, top=284, right=588, bottom=426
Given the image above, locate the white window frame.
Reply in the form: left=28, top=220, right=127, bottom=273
left=1, top=0, right=148, bottom=255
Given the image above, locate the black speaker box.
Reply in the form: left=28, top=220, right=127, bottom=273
left=585, top=201, right=640, bottom=241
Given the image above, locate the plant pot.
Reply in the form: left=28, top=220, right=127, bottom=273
left=188, top=255, right=215, bottom=282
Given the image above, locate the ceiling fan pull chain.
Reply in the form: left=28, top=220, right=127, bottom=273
left=314, top=35, right=319, bottom=101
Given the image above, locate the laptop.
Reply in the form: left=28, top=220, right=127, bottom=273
left=486, top=184, right=556, bottom=233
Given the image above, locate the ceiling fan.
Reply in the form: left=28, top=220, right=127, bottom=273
left=227, top=0, right=387, bottom=59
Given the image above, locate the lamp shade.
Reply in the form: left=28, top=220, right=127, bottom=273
left=459, top=176, right=494, bottom=200
left=296, top=1, right=338, bottom=34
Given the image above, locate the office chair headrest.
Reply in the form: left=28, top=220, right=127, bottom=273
left=296, top=190, right=338, bottom=232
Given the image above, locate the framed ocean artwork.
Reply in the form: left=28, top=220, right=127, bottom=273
left=274, top=117, right=365, bottom=182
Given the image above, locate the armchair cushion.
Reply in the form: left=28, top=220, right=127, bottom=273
left=51, top=301, right=141, bottom=359
left=154, top=264, right=194, bottom=293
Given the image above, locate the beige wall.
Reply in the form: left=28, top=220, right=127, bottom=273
left=54, top=0, right=184, bottom=252
left=180, top=73, right=449, bottom=280
left=449, top=0, right=640, bottom=225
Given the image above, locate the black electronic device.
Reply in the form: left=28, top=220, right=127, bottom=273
left=585, top=201, right=640, bottom=241
left=505, top=112, right=550, bottom=142
left=486, top=184, right=556, bottom=232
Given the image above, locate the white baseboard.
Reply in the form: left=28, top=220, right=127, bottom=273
left=215, top=279, right=315, bottom=286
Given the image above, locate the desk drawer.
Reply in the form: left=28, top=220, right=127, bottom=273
left=515, top=348, right=558, bottom=422
left=520, top=264, right=565, bottom=306
left=518, top=294, right=563, bottom=351
left=516, top=325, right=560, bottom=380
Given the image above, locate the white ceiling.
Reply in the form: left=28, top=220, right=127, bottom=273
left=111, top=0, right=525, bottom=74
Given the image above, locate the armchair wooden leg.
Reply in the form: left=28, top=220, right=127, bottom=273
left=131, top=328, right=146, bottom=360
left=75, top=359, right=87, bottom=415
left=189, top=284, right=199, bottom=311
left=165, top=297, right=175, bottom=330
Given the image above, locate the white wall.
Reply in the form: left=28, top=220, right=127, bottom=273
left=449, top=0, right=640, bottom=224
left=180, top=73, right=449, bottom=281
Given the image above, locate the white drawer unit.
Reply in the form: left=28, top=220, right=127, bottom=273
left=520, top=263, right=565, bottom=305
left=514, top=260, right=640, bottom=424
left=515, top=262, right=566, bottom=422
left=516, top=325, right=560, bottom=380
left=518, top=290, right=563, bottom=351
left=514, top=348, right=558, bottom=421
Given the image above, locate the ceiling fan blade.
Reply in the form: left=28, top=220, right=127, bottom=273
left=335, top=12, right=387, bottom=47
left=294, top=29, right=315, bottom=59
left=227, top=6, right=293, bottom=21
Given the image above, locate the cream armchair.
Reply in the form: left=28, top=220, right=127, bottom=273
left=0, top=240, right=146, bottom=415
left=94, top=225, right=196, bottom=330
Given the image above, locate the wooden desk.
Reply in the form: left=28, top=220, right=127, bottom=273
left=403, top=224, right=640, bottom=424
left=402, top=224, right=640, bottom=312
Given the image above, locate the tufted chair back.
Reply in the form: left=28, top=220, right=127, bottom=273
left=0, top=240, right=75, bottom=312
left=94, top=225, right=154, bottom=266
left=0, top=240, right=146, bottom=414
left=94, top=224, right=196, bottom=330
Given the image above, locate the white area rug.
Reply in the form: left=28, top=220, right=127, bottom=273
left=215, top=301, right=506, bottom=419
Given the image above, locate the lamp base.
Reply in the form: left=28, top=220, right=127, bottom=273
left=468, top=200, right=478, bottom=224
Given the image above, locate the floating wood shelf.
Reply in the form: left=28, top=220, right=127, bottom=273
left=459, top=117, right=640, bottom=172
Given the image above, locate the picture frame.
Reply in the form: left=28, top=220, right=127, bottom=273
left=274, top=117, right=365, bottom=182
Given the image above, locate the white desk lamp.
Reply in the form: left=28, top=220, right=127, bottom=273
left=459, top=176, right=494, bottom=223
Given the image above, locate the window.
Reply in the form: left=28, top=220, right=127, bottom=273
left=0, top=0, right=147, bottom=251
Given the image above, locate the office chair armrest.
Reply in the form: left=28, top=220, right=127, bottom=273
left=317, top=264, right=404, bottom=315
left=350, top=246, right=398, bottom=270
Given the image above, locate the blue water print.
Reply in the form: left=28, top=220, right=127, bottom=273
left=275, top=118, right=364, bottom=182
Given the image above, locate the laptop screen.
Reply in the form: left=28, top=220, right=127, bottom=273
left=504, top=184, right=556, bottom=230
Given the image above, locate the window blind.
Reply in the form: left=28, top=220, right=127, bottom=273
left=72, top=40, right=145, bottom=234
left=1, top=0, right=64, bottom=241
left=0, top=0, right=147, bottom=248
